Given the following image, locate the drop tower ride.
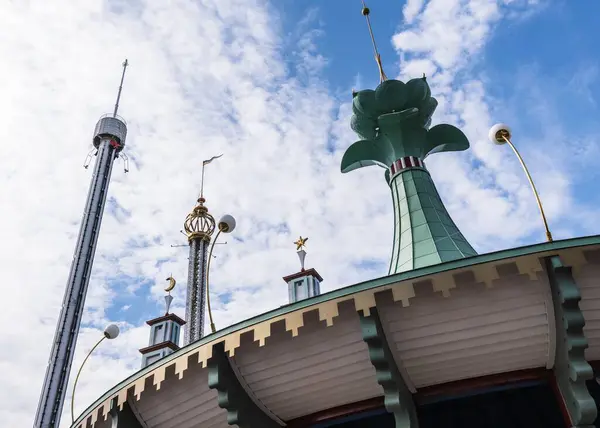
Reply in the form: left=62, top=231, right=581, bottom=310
left=34, top=60, right=130, bottom=428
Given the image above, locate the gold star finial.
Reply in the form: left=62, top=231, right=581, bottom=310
left=294, top=236, right=308, bottom=251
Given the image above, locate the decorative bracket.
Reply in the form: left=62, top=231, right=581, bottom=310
left=109, top=398, right=143, bottom=428
left=208, top=342, right=282, bottom=428
left=359, top=308, right=419, bottom=427
left=544, top=255, right=597, bottom=427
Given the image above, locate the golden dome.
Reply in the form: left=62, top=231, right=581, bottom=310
left=183, top=197, right=216, bottom=241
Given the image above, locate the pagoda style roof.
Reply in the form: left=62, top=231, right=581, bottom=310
left=72, top=235, right=600, bottom=428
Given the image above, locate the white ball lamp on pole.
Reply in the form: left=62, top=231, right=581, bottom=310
left=206, top=214, right=237, bottom=334
left=488, top=123, right=553, bottom=242
left=71, top=324, right=120, bottom=423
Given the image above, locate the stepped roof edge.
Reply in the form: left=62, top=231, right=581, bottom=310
left=73, top=234, right=600, bottom=427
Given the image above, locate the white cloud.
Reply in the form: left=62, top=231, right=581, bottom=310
left=568, top=63, right=599, bottom=106
left=0, top=0, right=596, bottom=427
left=403, top=0, right=426, bottom=24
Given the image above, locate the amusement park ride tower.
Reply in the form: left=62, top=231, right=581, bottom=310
left=34, top=60, right=130, bottom=428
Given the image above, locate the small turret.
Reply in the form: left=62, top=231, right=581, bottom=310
left=139, top=277, right=186, bottom=368
left=283, top=236, right=323, bottom=303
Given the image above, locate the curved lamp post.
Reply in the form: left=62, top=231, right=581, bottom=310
left=71, top=324, right=120, bottom=423
left=206, top=214, right=236, bottom=334
left=489, top=123, right=553, bottom=242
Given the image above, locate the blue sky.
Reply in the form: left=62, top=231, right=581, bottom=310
left=1, top=1, right=600, bottom=426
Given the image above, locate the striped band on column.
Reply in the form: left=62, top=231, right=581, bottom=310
left=389, top=156, right=426, bottom=175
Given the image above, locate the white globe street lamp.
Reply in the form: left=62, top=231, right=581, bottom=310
left=206, top=214, right=237, bottom=334
left=488, top=123, right=553, bottom=242
left=71, top=324, right=120, bottom=423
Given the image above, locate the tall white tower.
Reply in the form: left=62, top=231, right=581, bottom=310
left=35, top=60, right=130, bottom=428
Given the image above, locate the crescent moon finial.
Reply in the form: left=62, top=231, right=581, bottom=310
left=165, top=276, right=176, bottom=292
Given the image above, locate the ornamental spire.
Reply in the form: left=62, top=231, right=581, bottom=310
left=183, top=155, right=223, bottom=242
left=164, top=276, right=176, bottom=314
left=294, top=236, right=308, bottom=271
left=342, top=10, right=477, bottom=273
left=183, top=197, right=216, bottom=242
left=284, top=235, right=322, bottom=303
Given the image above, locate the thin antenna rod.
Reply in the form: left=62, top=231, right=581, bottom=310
left=361, top=1, right=387, bottom=83
left=113, top=59, right=129, bottom=117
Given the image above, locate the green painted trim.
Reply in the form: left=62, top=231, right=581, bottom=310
left=544, top=255, right=597, bottom=427
left=360, top=308, right=418, bottom=427
left=72, top=234, right=600, bottom=427
left=208, top=343, right=280, bottom=428
left=108, top=400, right=143, bottom=428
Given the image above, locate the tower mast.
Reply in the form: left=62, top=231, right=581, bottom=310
left=182, top=157, right=218, bottom=344
left=34, top=60, right=130, bottom=428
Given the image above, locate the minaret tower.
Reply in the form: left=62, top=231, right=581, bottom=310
left=183, top=195, right=215, bottom=344
left=182, top=155, right=237, bottom=343
left=341, top=4, right=477, bottom=274
left=283, top=236, right=323, bottom=303
left=183, top=154, right=221, bottom=344
left=35, top=60, right=130, bottom=428
left=139, top=277, right=186, bottom=368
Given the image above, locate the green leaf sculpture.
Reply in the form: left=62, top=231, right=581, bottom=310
left=341, top=77, right=476, bottom=274
left=341, top=77, right=470, bottom=175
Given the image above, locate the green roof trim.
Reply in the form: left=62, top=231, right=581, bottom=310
left=545, top=255, right=597, bottom=425
left=72, top=234, right=600, bottom=427
left=208, top=342, right=281, bottom=427
left=360, top=308, right=418, bottom=426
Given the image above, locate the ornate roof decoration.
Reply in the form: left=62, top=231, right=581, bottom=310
left=183, top=197, right=216, bottom=242
left=342, top=77, right=470, bottom=175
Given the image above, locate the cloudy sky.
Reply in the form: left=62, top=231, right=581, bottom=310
left=1, top=0, right=599, bottom=426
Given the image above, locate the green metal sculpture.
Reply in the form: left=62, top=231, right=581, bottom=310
left=342, top=77, right=477, bottom=273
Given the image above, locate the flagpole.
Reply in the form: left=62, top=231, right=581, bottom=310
left=200, top=163, right=206, bottom=199
left=199, top=154, right=222, bottom=200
